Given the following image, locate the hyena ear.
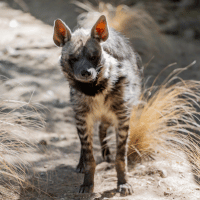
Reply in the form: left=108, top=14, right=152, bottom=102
left=53, top=19, right=71, bottom=47
left=91, top=15, right=109, bottom=42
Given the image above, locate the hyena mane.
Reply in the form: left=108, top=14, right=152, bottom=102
left=53, top=15, right=143, bottom=195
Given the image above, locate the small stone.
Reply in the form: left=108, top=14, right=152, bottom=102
left=164, top=192, right=171, bottom=196
left=40, top=172, right=45, bottom=176
left=2, top=46, right=20, bottom=57
left=2, top=46, right=15, bottom=54
left=96, top=162, right=113, bottom=172
left=60, top=135, right=67, bottom=140
left=16, top=34, right=23, bottom=38
left=10, top=52, right=20, bottom=58
left=167, top=187, right=172, bottom=191
left=9, top=19, right=19, bottom=28
left=157, top=169, right=167, bottom=178
left=157, top=180, right=162, bottom=187
left=50, top=137, right=59, bottom=142
left=39, top=140, right=47, bottom=145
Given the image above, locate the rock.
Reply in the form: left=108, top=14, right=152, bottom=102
left=9, top=19, right=19, bottom=28
left=39, top=139, right=47, bottom=145
left=2, top=46, right=16, bottom=55
left=157, top=169, right=167, bottom=178
left=164, top=191, right=172, bottom=196
left=50, top=137, right=59, bottom=142
left=49, top=135, right=66, bottom=142
left=96, top=162, right=113, bottom=172
left=40, top=172, right=45, bottom=177
left=2, top=46, right=20, bottom=58
left=60, top=135, right=67, bottom=140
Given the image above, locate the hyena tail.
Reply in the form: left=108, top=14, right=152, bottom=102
left=129, top=61, right=200, bottom=182
left=74, top=1, right=174, bottom=65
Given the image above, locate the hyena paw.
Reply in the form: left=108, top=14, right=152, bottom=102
left=118, top=183, right=133, bottom=196
left=79, top=184, right=94, bottom=193
left=76, top=162, right=85, bottom=173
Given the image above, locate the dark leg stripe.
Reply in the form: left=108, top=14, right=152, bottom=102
left=118, top=132, right=128, bottom=140
left=99, top=122, right=111, bottom=159
left=77, top=127, right=86, bottom=134
left=74, top=109, right=88, bottom=115
left=76, top=122, right=86, bottom=127
left=75, top=116, right=86, bottom=124
left=118, top=115, right=128, bottom=121
left=81, top=148, right=94, bottom=161
left=118, top=139, right=127, bottom=150
left=118, top=125, right=129, bottom=132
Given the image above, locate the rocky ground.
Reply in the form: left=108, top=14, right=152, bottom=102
left=1, top=0, right=200, bottom=199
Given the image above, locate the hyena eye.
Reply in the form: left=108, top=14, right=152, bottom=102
left=90, top=56, right=97, bottom=61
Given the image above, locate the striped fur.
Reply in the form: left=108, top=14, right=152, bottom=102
left=53, top=15, right=143, bottom=195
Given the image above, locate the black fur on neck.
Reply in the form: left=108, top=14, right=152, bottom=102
left=72, top=78, right=108, bottom=96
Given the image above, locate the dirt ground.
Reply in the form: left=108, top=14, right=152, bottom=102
left=1, top=1, right=200, bottom=199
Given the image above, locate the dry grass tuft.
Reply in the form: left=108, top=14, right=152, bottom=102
left=0, top=95, right=44, bottom=195
left=129, top=61, right=200, bottom=180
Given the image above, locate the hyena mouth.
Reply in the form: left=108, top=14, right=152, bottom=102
left=74, top=68, right=97, bottom=83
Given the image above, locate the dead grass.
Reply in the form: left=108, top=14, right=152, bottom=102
left=0, top=91, right=44, bottom=196
left=129, top=61, right=200, bottom=181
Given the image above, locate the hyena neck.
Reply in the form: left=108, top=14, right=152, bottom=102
left=71, top=78, right=109, bottom=97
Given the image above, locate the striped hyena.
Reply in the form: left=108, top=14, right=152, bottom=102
left=53, top=15, right=143, bottom=195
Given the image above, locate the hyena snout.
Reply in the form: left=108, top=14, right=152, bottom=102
left=76, top=67, right=97, bottom=82
left=81, top=69, right=91, bottom=78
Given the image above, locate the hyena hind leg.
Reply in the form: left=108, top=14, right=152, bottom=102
left=99, top=121, right=112, bottom=162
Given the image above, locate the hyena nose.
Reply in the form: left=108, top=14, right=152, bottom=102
left=81, top=70, right=91, bottom=78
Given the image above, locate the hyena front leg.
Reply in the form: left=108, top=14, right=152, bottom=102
left=76, top=146, right=85, bottom=173
left=115, top=118, right=133, bottom=195
left=99, top=121, right=112, bottom=162
left=75, top=114, right=86, bottom=173
left=75, top=113, right=96, bottom=193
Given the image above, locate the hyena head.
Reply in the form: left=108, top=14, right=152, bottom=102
left=53, top=15, right=109, bottom=89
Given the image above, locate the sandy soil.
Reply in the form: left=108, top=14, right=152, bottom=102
left=1, top=1, right=200, bottom=199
